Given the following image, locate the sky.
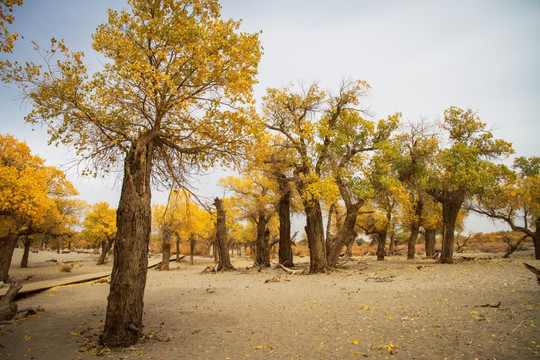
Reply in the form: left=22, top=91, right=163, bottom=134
left=1, top=0, right=539, bottom=233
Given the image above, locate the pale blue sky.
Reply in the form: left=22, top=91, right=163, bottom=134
left=1, top=0, right=539, bottom=233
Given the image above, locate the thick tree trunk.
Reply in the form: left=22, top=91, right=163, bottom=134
left=159, top=227, right=172, bottom=270
left=327, top=206, right=360, bottom=267
left=0, top=281, right=22, bottom=321
left=303, top=200, right=329, bottom=273
left=102, top=137, right=154, bottom=348
left=214, top=198, right=234, bottom=271
left=278, top=176, right=294, bottom=267
left=20, top=237, right=31, bottom=268
left=97, top=238, right=114, bottom=265
left=440, top=199, right=463, bottom=264
left=407, top=200, right=423, bottom=260
left=376, top=228, right=388, bottom=261
left=0, top=236, right=18, bottom=282
left=533, top=231, right=540, bottom=260
left=424, top=228, right=436, bottom=257
left=254, top=211, right=270, bottom=267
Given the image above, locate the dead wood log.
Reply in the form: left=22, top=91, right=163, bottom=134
left=524, top=263, right=540, bottom=284
left=0, top=281, right=22, bottom=321
left=279, top=263, right=305, bottom=275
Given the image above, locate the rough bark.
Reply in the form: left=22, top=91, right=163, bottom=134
left=97, top=238, right=114, bottom=265
left=189, top=233, right=195, bottom=265
left=277, top=175, right=294, bottom=267
left=20, top=237, right=31, bottom=268
left=407, top=200, right=424, bottom=260
left=101, top=136, right=154, bottom=347
left=254, top=210, right=271, bottom=268
left=534, top=231, right=540, bottom=260
left=424, top=228, right=436, bottom=257
left=327, top=206, right=360, bottom=267
left=345, top=237, right=355, bottom=257
left=0, top=281, right=22, bottom=321
left=376, top=227, right=388, bottom=261
left=214, top=198, right=234, bottom=271
left=159, top=227, right=172, bottom=270
left=0, top=236, right=18, bottom=282
left=440, top=192, right=465, bottom=264
left=176, top=234, right=181, bottom=262
left=303, top=200, right=329, bottom=273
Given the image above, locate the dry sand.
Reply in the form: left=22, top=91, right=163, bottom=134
left=1, top=248, right=539, bottom=359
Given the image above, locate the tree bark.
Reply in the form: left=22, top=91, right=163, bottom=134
left=254, top=210, right=271, bottom=267
left=97, top=238, right=114, bottom=265
left=327, top=206, right=360, bottom=267
left=440, top=192, right=465, bottom=264
left=159, top=227, right=172, bottom=270
left=303, top=200, right=329, bottom=273
left=0, top=281, right=22, bottom=321
left=214, top=198, right=234, bottom=271
left=376, top=227, right=388, bottom=261
left=189, top=233, right=195, bottom=265
left=407, top=199, right=423, bottom=260
left=102, top=136, right=154, bottom=347
left=20, top=237, right=31, bottom=268
left=424, top=228, right=436, bottom=257
left=278, top=175, right=294, bottom=267
left=0, top=236, right=18, bottom=282
left=176, top=233, right=181, bottom=262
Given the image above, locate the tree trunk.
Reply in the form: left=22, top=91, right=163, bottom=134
left=407, top=199, right=423, bottom=260
left=159, top=227, right=172, bottom=270
left=0, top=236, right=18, bottom=282
left=278, top=175, right=294, bottom=267
left=424, top=228, right=436, bottom=257
left=20, top=237, right=31, bottom=268
left=190, top=236, right=197, bottom=263
left=440, top=194, right=464, bottom=264
left=303, top=200, right=329, bottom=273
left=97, top=238, right=114, bottom=265
left=176, top=234, right=180, bottom=262
left=102, top=137, right=154, bottom=348
left=214, top=198, right=234, bottom=271
left=327, top=205, right=360, bottom=267
left=0, top=281, right=22, bottom=321
left=254, top=210, right=271, bottom=268
left=376, top=227, right=388, bottom=261
left=533, top=231, right=540, bottom=260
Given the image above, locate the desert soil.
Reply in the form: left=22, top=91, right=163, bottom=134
left=0, top=248, right=539, bottom=360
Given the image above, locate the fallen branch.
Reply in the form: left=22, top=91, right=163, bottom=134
left=365, top=275, right=395, bottom=283
left=201, top=265, right=217, bottom=274
left=475, top=302, right=501, bottom=308
left=279, top=263, right=305, bottom=275
left=524, top=263, right=540, bottom=284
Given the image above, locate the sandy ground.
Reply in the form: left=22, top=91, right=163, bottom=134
left=1, top=248, right=539, bottom=360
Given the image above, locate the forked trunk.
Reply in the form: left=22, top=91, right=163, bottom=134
left=214, top=198, right=234, bottom=271
left=97, top=238, right=114, bottom=265
left=278, top=176, right=293, bottom=267
left=101, top=136, right=154, bottom=347
left=0, top=236, right=18, bottom=282
left=327, top=205, right=360, bottom=267
left=20, top=237, right=31, bottom=268
left=424, top=228, right=436, bottom=257
left=159, top=227, right=172, bottom=270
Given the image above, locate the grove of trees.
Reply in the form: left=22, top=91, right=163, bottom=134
left=0, top=0, right=537, bottom=349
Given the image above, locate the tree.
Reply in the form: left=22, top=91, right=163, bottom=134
left=390, top=120, right=438, bottom=259
left=263, top=79, right=399, bottom=272
left=0, top=0, right=23, bottom=54
left=472, top=156, right=540, bottom=259
left=426, top=107, right=513, bottom=263
left=214, top=197, right=233, bottom=270
left=0, top=134, right=79, bottom=281
left=2, top=0, right=261, bottom=346
left=80, top=202, right=117, bottom=265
